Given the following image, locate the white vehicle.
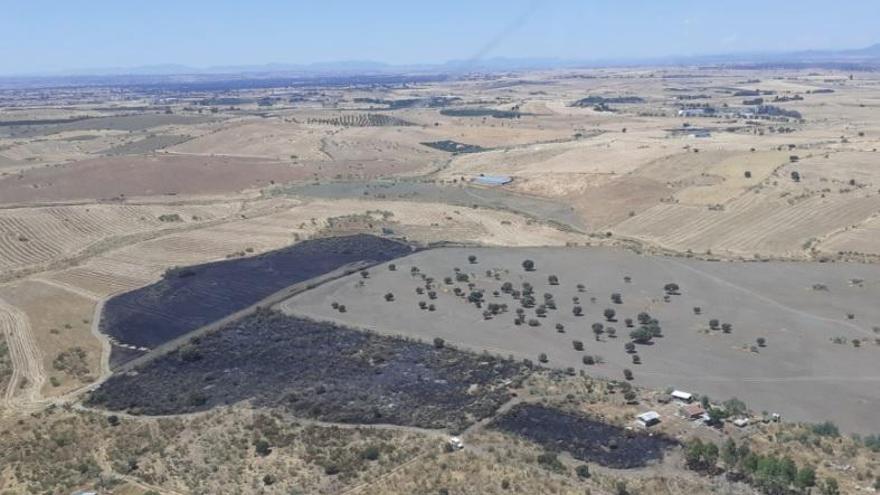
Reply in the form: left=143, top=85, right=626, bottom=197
left=448, top=436, right=464, bottom=450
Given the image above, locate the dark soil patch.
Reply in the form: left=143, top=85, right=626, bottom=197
left=440, top=108, right=523, bottom=119
left=492, top=404, right=676, bottom=468
left=101, top=234, right=411, bottom=366
left=420, top=140, right=488, bottom=154
left=88, top=310, right=527, bottom=430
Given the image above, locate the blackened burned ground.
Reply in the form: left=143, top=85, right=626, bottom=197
left=88, top=311, right=527, bottom=431
left=101, top=234, right=411, bottom=366
left=492, top=404, right=676, bottom=469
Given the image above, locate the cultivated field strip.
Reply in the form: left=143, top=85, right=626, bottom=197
left=817, top=214, right=880, bottom=256
left=0, top=203, right=242, bottom=274
left=0, top=297, right=43, bottom=407
left=615, top=192, right=880, bottom=256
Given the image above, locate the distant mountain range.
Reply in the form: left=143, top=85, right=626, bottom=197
left=2, top=43, right=878, bottom=87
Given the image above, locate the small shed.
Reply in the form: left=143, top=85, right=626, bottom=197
left=636, top=411, right=661, bottom=427
left=473, top=174, right=512, bottom=186
left=671, top=390, right=693, bottom=403
left=680, top=403, right=706, bottom=419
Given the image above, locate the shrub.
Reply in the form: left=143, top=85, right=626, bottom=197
left=810, top=421, right=840, bottom=437
left=576, top=464, right=591, bottom=479
left=362, top=445, right=381, bottom=461
left=254, top=439, right=272, bottom=457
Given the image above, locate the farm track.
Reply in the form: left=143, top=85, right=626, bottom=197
left=0, top=296, right=44, bottom=409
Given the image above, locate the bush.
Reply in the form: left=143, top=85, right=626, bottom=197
left=576, top=464, right=591, bottom=479
left=536, top=452, right=564, bottom=472
left=254, top=439, right=272, bottom=457
left=362, top=445, right=381, bottom=461
left=810, top=421, right=840, bottom=437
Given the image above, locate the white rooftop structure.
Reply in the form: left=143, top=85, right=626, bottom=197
left=636, top=411, right=661, bottom=426
left=671, top=390, right=693, bottom=402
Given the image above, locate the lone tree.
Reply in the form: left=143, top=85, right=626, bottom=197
left=606, top=326, right=617, bottom=338
left=791, top=170, right=801, bottom=182
left=548, top=275, right=559, bottom=285
left=721, top=323, right=732, bottom=333
left=611, top=293, right=622, bottom=304
left=555, top=323, right=565, bottom=333
left=625, top=342, right=636, bottom=353
left=360, top=270, right=369, bottom=279
left=664, top=283, right=680, bottom=295
left=468, top=255, right=478, bottom=264
left=623, top=369, right=634, bottom=381
left=582, top=355, right=596, bottom=365
left=522, top=259, right=536, bottom=271
left=538, top=352, right=549, bottom=363
left=604, top=308, right=616, bottom=321
left=572, top=305, right=583, bottom=316
left=572, top=340, right=584, bottom=351
left=624, top=318, right=634, bottom=328
left=384, top=292, right=395, bottom=302
left=630, top=327, right=654, bottom=344
left=433, top=337, right=445, bottom=349
left=757, top=337, right=767, bottom=347
left=576, top=283, right=586, bottom=292
left=388, top=263, right=396, bottom=271
left=592, top=322, right=604, bottom=340
left=709, top=319, right=720, bottom=331
left=632, top=354, right=641, bottom=365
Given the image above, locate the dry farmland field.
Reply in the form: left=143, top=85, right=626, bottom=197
left=2, top=66, right=880, bottom=494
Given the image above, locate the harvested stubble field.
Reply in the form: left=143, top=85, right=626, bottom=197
left=99, top=234, right=411, bottom=366
left=283, top=246, right=880, bottom=433
left=0, top=280, right=99, bottom=397
left=0, top=202, right=242, bottom=278
left=88, top=310, right=527, bottom=432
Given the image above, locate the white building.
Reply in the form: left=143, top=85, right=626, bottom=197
left=636, top=411, right=661, bottom=427
left=671, top=390, right=693, bottom=402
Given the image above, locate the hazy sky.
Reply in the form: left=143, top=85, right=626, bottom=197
left=2, top=0, right=879, bottom=74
